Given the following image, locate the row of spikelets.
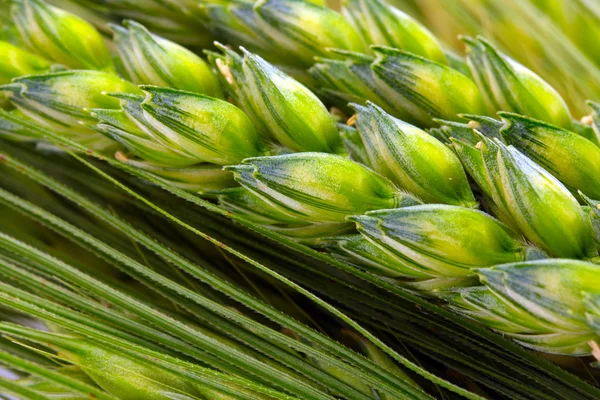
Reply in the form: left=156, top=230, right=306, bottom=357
left=3, top=0, right=600, bottom=364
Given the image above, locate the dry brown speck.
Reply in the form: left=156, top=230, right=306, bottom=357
left=589, top=340, right=600, bottom=361
left=115, top=151, right=128, bottom=162
left=581, top=115, right=593, bottom=125
left=347, top=114, right=357, bottom=126
left=216, top=59, right=235, bottom=85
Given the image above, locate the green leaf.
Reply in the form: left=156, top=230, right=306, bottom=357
left=0, top=351, right=116, bottom=400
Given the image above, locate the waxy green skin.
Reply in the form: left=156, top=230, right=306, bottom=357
left=584, top=292, right=600, bottom=334
left=213, top=46, right=340, bottom=152
left=93, top=89, right=254, bottom=193
left=309, top=51, right=396, bottom=116
left=463, top=36, right=572, bottom=129
left=0, top=41, right=55, bottom=108
left=208, top=46, right=272, bottom=140
left=0, top=70, right=138, bottom=151
left=255, top=0, right=368, bottom=67
left=1, top=71, right=138, bottom=129
left=500, top=112, right=600, bottom=199
left=11, top=0, right=114, bottom=72
left=452, top=135, right=597, bottom=259
left=446, top=284, right=598, bottom=355
left=240, top=48, right=340, bottom=152
left=201, top=0, right=363, bottom=69
left=112, top=20, right=223, bottom=98
left=580, top=192, right=600, bottom=245
left=320, top=234, right=430, bottom=279
left=588, top=101, right=600, bottom=147
left=0, top=41, right=53, bottom=84
left=341, top=0, right=446, bottom=64
left=200, top=1, right=279, bottom=63
left=351, top=205, right=525, bottom=278
left=226, top=152, right=407, bottom=223
left=371, top=46, right=485, bottom=127
left=353, top=102, right=476, bottom=207
left=219, top=187, right=308, bottom=226
left=137, top=86, right=265, bottom=166
left=429, top=119, right=477, bottom=145
left=91, top=104, right=196, bottom=167
left=446, top=286, right=554, bottom=335
left=431, top=114, right=503, bottom=145
left=310, top=47, right=483, bottom=127
left=219, top=188, right=355, bottom=244
left=337, top=123, right=370, bottom=165
left=476, top=260, right=600, bottom=355
left=571, top=119, right=599, bottom=147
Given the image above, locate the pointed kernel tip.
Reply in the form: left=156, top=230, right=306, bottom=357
left=468, top=120, right=481, bottom=129
left=475, top=35, right=493, bottom=45
left=476, top=269, right=493, bottom=283
left=108, top=22, right=126, bottom=33
left=346, top=215, right=363, bottom=223
left=581, top=115, right=593, bottom=125
left=239, top=46, right=251, bottom=56
left=213, top=41, right=228, bottom=51
left=124, top=20, right=147, bottom=33
left=458, top=35, right=472, bottom=42
left=346, top=114, right=357, bottom=126
left=347, top=102, right=362, bottom=112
